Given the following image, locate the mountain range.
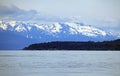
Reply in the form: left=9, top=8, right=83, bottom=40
left=0, top=20, right=119, bottom=50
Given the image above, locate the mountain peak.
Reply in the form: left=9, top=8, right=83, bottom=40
left=65, top=22, right=106, bottom=37
left=9, top=21, right=16, bottom=27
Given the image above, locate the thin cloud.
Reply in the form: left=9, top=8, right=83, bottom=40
left=0, top=5, right=69, bottom=22
left=0, top=5, right=38, bottom=21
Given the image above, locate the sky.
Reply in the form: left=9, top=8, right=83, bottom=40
left=0, top=0, right=120, bottom=18
left=0, top=0, right=120, bottom=33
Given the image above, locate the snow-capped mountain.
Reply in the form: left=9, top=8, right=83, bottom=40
left=0, top=20, right=119, bottom=49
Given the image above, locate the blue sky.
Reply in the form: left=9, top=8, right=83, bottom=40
left=0, top=0, right=120, bottom=34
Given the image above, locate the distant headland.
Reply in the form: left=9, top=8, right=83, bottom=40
left=23, top=39, right=120, bottom=50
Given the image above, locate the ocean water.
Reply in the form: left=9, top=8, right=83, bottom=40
left=0, top=51, right=120, bottom=76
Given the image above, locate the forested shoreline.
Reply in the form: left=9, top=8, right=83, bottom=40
left=23, top=39, right=120, bottom=50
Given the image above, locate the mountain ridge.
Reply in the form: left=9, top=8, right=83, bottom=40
left=0, top=21, right=119, bottom=50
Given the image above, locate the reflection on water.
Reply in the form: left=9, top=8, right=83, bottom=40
left=0, top=51, right=120, bottom=76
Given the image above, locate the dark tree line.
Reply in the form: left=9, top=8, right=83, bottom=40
left=23, top=39, right=120, bottom=50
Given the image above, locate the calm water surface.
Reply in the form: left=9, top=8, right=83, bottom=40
left=0, top=51, right=120, bottom=76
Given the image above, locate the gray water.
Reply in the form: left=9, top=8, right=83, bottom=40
left=0, top=51, right=120, bottom=76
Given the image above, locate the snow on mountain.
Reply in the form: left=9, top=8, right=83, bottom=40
left=9, top=21, right=16, bottom=27
left=65, top=22, right=106, bottom=37
left=33, top=22, right=62, bottom=33
left=51, top=22, right=62, bottom=33
left=0, top=23, right=7, bottom=30
left=15, top=25, right=26, bottom=32
left=0, top=21, right=7, bottom=30
left=27, top=26, right=32, bottom=31
left=0, top=21, right=119, bottom=40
